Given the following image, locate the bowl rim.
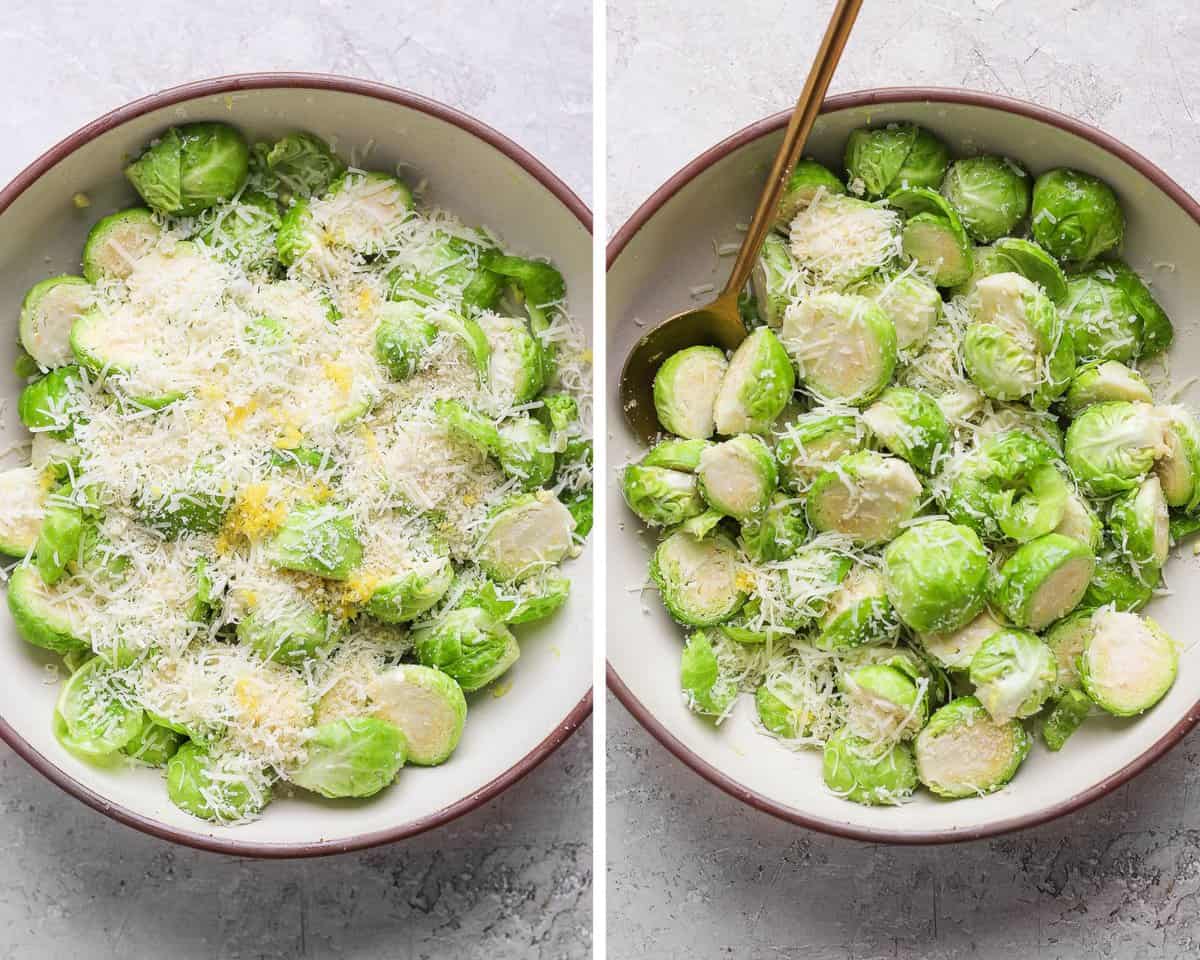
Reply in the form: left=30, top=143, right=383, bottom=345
left=606, top=85, right=1200, bottom=845
left=0, top=72, right=593, bottom=859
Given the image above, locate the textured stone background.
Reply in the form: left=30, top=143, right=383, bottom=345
left=0, top=2, right=592, bottom=958
left=607, top=1, right=1200, bottom=958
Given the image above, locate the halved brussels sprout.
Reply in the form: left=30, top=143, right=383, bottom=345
left=18, top=276, right=93, bottom=369
left=1061, top=360, right=1152, bottom=418
left=863, top=386, right=951, bottom=473
left=807, top=451, right=922, bottom=546
left=69, top=305, right=185, bottom=409
left=1045, top=608, right=1095, bottom=693
left=413, top=607, right=519, bottom=693
left=883, top=520, right=989, bottom=634
left=167, top=744, right=270, bottom=821
left=135, top=473, right=229, bottom=538
left=755, top=656, right=822, bottom=740
left=374, top=301, right=437, bottom=380
left=962, top=272, right=1073, bottom=407
left=915, top=696, right=1030, bottom=798
left=262, top=131, right=345, bottom=201
left=264, top=502, right=362, bottom=581
left=1107, top=475, right=1169, bottom=576
left=815, top=565, right=899, bottom=651
left=291, top=717, right=406, bottom=799
left=888, top=187, right=974, bottom=287
left=696, top=434, right=777, bottom=520
left=480, top=311, right=548, bottom=408
left=192, top=192, right=280, bottom=268
left=621, top=463, right=705, bottom=527
left=650, top=530, right=745, bottom=627
left=1154, top=405, right=1200, bottom=512
left=641, top=437, right=708, bottom=472
left=854, top=272, right=942, bottom=356
left=712, top=327, right=795, bottom=435
left=739, top=493, right=808, bottom=563
left=751, top=234, right=801, bottom=328
left=775, top=158, right=845, bottom=229
left=1042, top=688, right=1093, bottom=752
left=680, top=630, right=739, bottom=719
left=1093, top=260, right=1172, bottom=356
left=775, top=541, right=853, bottom=628
left=1064, top=401, right=1169, bottom=497
left=459, top=573, right=571, bottom=625
left=1030, top=168, right=1124, bottom=264
left=844, top=645, right=951, bottom=709
left=775, top=411, right=867, bottom=491
left=0, top=466, right=47, bottom=557
left=949, top=237, right=1068, bottom=302
left=435, top=399, right=555, bottom=490
left=788, top=193, right=902, bottom=287
left=1079, top=609, right=1177, bottom=716
left=1082, top=556, right=1156, bottom=611
left=479, top=490, right=575, bottom=583
left=121, top=722, right=184, bottom=766
left=125, top=123, right=250, bottom=216
left=918, top=609, right=1005, bottom=673
left=1054, top=489, right=1103, bottom=551
left=843, top=123, right=950, bottom=198
left=36, top=498, right=83, bottom=586
left=369, top=664, right=467, bottom=766
left=1061, top=274, right=1141, bottom=364
left=822, top=727, right=917, bottom=806
left=940, top=155, right=1031, bottom=243
left=990, top=533, right=1094, bottom=631
left=81, top=208, right=160, bottom=283
left=781, top=293, right=897, bottom=405
left=652, top=345, right=728, bottom=440
left=841, top=663, right=927, bottom=741
left=54, top=656, right=144, bottom=762
left=20, top=365, right=86, bottom=440
left=318, top=171, right=414, bottom=255
left=968, top=628, right=1056, bottom=722
left=8, top=564, right=87, bottom=654
left=238, top=598, right=336, bottom=666
left=364, top=555, right=454, bottom=624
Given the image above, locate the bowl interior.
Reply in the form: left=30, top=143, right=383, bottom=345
left=607, top=94, right=1200, bottom=840
left=0, top=82, right=592, bottom=852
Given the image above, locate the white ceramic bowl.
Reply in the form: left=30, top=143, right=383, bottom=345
left=0, top=74, right=592, bottom=857
left=607, top=88, right=1200, bottom=843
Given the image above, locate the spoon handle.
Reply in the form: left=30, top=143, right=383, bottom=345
left=722, top=0, right=864, bottom=299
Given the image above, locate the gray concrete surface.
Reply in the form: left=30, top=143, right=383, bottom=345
left=0, top=2, right=592, bottom=959
left=607, top=1, right=1200, bottom=958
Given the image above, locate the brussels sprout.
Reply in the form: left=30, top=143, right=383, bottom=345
left=775, top=411, right=868, bottom=491
left=862, top=386, right=951, bottom=474
left=434, top=399, right=555, bottom=490
left=19, top=366, right=85, bottom=439
left=18, top=276, right=93, bottom=369
left=315, top=171, right=414, bottom=256
left=1082, top=556, right=1156, bottom=611
left=0, top=466, right=47, bottom=557
left=822, top=727, right=918, bottom=805
left=888, top=187, right=974, bottom=287
left=288, top=717, right=406, bottom=799
left=135, top=477, right=229, bottom=538
left=478, top=490, right=575, bottom=583
left=680, top=630, right=740, bottom=718
left=238, top=599, right=336, bottom=666
left=369, top=664, right=467, bottom=766
left=968, top=629, right=1056, bottom=722
left=949, top=237, right=1069, bottom=303
left=652, top=345, right=728, bottom=440
left=696, top=434, right=777, bottom=520
left=755, top=658, right=821, bottom=740
left=1042, top=688, right=1093, bottom=751
left=413, top=607, right=519, bottom=693
left=775, top=158, right=846, bottom=229
left=739, top=493, right=808, bottom=562
left=1054, top=489, right=1103, bottom=551
left=81, top=208, right=161, bottom=283
left=121, top=722, right=184, bottom=766
left=1064, top=402, right=1169, bottom=497
left=372, top=301, right=438, bottom=380
left=534, top=393, right=579, bottom=443
left=125, top=123, right=250, bottom=216
left=35, top=498, right=82, bottom=586
left=841, top=663, right=927, bottom=741
left=990, top=533, right=1094, bottom=631
left=1107, top=475, right=1169, bottom=576
left=940, top=155, right=1031, bottom=243
left=751, top=234, right=801, bottom=328
left=460, top=573, right=571, bottom=625
left=265, top=502, right=362, bottom=581
left=167, top=743, right=270, bottom=821
left=192, top=192, right=280, bottom=267
left=915, top=696, right=1030, bottom=798
left=649, top=530, right=745, bottom=627
left=1092, top=260, right=1172, bottom=356
left=843, top=123, right=950, bottom=198
left=712, top=328, right=795, bottom=435
left=962, top=273, right=1073, bottom=407
left=263, top=132, right=345, bottom=200
left=1154, top=405, right=1200, bottom=512
left=1061, top=274, right=1141, bottom=363
left=1080, top=609, right=1177, bottom=716
left=53, top=657, right=144, bottom=762
left=1030, top=168, right=1124, bottom=264
left=781, top=293, right=897, bottom=405
left=7, top=563, right=87, bottom=654
left=807, top=451, right=922, bottom=546
left=1045, top=608, right=1096, bottom=694
left=815, top=565, right=900, bottom=650
left=275, top=198, right=317, bottom=266
left=364, top=554, right=454, bottom=624
left=621, top=464, right=704, bottom=527
left=854, top=272, right=942, bottom=356
left=883, top=520, right=989, bottom=634
left=70, top=305, right=186, bottom=409
left=1061, top=360, right=1152, bottom=418
left=641, top=437, right=708, bottom=472
left=481, top=311, right=548, bottom=408
left=918, top=609, right=1005, bottom=673
left=788, top=193, right=902, bottom=286
left=771, top=541, right=854, bottom=628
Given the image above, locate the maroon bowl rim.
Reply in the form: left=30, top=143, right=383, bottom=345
left=0, top=72, right=593, bottom=859
left=606, top=85, right=1200, bottom=845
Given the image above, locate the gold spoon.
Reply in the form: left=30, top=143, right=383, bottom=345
left=618, top=0, right=864, bottom=443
